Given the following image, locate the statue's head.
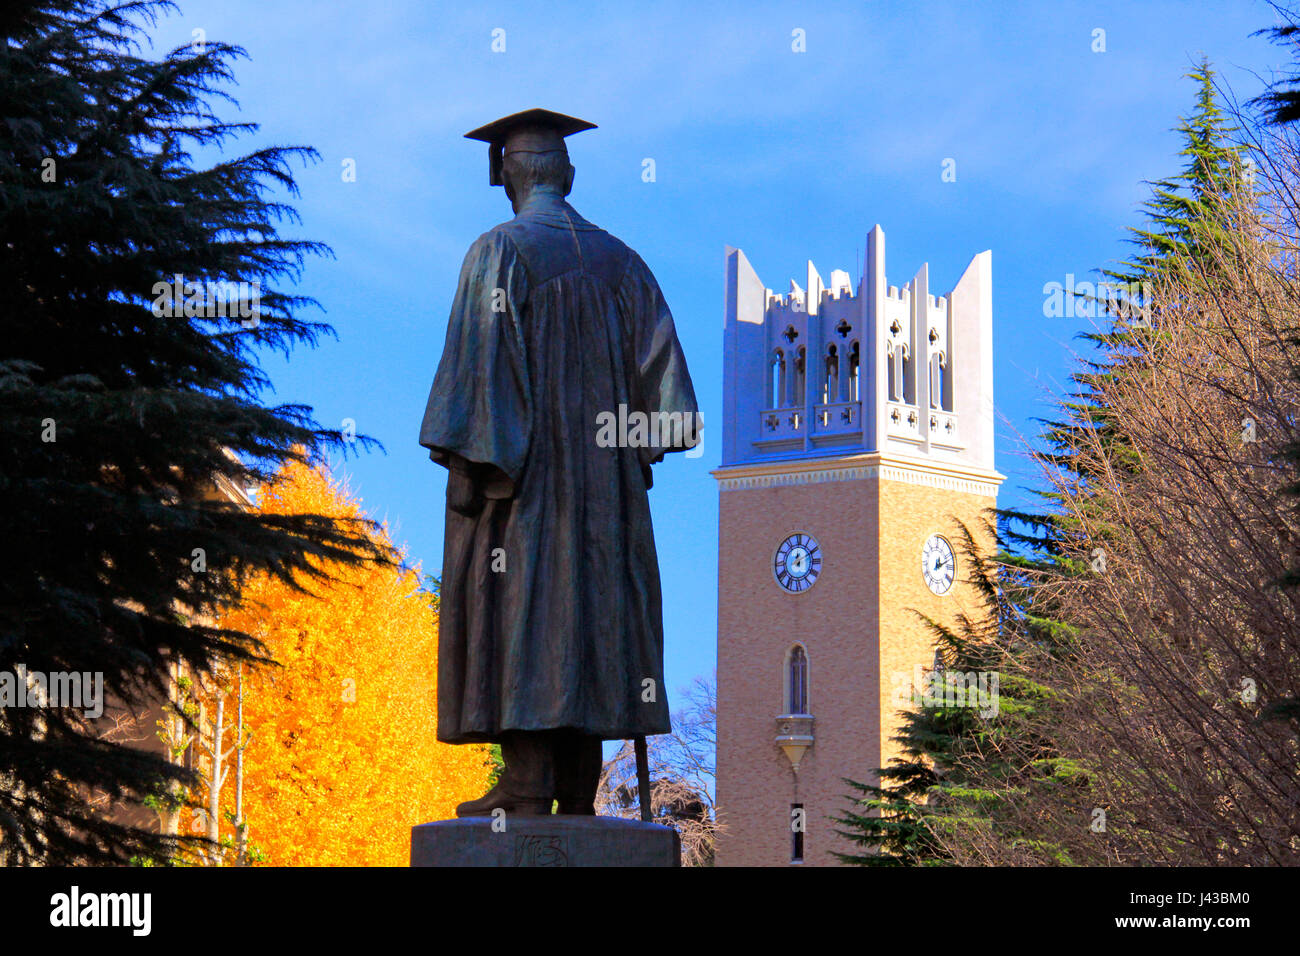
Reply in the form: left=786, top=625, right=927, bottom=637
left=500, top=126, right=575, bottom=211
left=464, top=108, right=595, bottom=213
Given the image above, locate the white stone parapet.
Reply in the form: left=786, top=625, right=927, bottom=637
left=721, top=226, right=994, bottom=474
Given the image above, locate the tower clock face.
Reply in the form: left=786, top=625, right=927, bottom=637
left=922, top=534, right=956, bottom=595
left=774, top=532, right=821, bottom=593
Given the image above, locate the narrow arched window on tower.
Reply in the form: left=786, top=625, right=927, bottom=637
left=929, top=351, right=947, bottom=410
left=888, top=342, right=909, bottom=402
left=787, top=645, right=809, bottom=715
left=901, top=342, right=914, bottom=404
left=770, top=349, right=786, bottom=408
left=848, top=341, right=860, bottom=402
left=793, top=347, right=806, bottom=404
left=823, top=345, right=839, bottom=404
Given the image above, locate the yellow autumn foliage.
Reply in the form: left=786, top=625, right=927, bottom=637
left=216, top=458, right=488, bottom=865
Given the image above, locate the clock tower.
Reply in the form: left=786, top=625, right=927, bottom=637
left=713, top=226, right=1002, bottom=866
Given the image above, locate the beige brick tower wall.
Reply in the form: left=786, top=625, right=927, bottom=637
left=716, top=475, right=880, bottom=867
left=715, top=459, right=996, bottom=867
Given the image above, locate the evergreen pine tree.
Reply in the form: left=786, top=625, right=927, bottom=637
left=1106, top=57, right=1246, bottom=286
left=1249, top=15, right=1300, bottom=127
left=0, top=1, right=389, bottom=863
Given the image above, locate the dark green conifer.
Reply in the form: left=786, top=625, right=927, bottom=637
left=0, top=1, right=388, bottom=864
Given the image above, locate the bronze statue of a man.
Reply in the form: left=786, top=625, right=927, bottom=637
left=419, top=108, right=700, bottom=816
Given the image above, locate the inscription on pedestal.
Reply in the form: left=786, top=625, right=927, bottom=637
left=513, top=834, right=569, bottom=867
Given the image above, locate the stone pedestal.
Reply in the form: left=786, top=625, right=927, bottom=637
left=410, top=816, right=680, bottom=867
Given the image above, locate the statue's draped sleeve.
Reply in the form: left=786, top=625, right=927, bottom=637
left=419, top=229, right=531, bottom=498
left=618, top=252, right=701, bottom=486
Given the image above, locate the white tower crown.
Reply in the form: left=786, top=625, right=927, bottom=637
left=721, top=225, right=994, bottom=472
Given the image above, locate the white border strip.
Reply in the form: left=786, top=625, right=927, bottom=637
left=715, top=460, right=1001, bottom=496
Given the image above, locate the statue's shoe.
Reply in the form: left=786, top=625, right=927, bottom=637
left=455, top=784, right=551, bottom=818
left=555, top=799, right=595, bottom=815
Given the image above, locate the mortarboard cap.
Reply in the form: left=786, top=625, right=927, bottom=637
left=464, top=108, right=597, bottom=186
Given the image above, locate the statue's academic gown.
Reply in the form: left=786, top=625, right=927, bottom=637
left=419, top=190, right=700, bottom=744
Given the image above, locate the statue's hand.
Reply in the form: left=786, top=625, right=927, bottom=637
left=447, top=466, right=484, bottom=517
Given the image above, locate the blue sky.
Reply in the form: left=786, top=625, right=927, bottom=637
left=152, top=1, right=1286, bottom=712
